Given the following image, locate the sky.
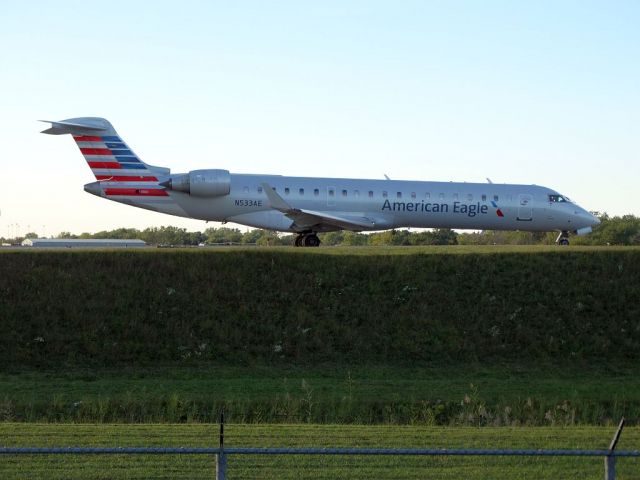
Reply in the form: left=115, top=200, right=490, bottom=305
left=1, top=0, right=638, bottom=237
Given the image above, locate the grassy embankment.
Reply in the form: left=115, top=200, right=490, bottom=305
left=1, top=246, right=639, bottom=424
left=1, top=364, right=639, bottom=425
left=2, top=423, right=640, bottom=479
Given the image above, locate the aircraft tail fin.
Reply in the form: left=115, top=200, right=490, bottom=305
left=40, top=117, right=170, bottom=180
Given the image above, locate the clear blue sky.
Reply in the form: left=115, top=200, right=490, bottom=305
left=1, top=1, right=638, bottom=236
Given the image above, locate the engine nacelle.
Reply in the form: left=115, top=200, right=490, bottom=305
left=162, top=169, right=231, bottom=197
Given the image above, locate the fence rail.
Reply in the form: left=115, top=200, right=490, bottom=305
left=2, top=446, right=640, bottom=457
left=2, top=417, right=635, bottom=479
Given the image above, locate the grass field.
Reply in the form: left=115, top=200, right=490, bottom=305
left=2, top=247, right=640, bottom=424
left=2, top=247, right=639, bottom=476
left=241, top=245, right=638, bottom=255
left=1, top=423, right=639, bottom=479
left=2, top=247, right=639, bottom=367
left=1, top=364, right=638, bottom=425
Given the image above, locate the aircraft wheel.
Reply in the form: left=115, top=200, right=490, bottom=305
left=304, top=234, right=320, bottom=247
left=294, top=235, right=303, bottom=247
left=556, top=230, right=570, bottom=246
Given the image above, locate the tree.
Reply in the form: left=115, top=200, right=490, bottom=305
left=320, top=231, right=345, bottom=246
left=57, top=232, right=78, bottom=239
left=204, top=227, right=242, bottom=245
left=369, top=230, right=412, bottom=246
left=409, top=229, right=458, bottom=245
left=242, top=229, right=263, bottom=244
left=140, top=226, right=191, bottom=245
left=574, top=214, right=640, bottom=245
left=95, top=228, right=141, bottom=239
left=255, top=230, right=286, bottom=246
left=342, top=231, right=369, bottom=246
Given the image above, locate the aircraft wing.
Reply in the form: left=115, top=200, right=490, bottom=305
left=260, top=182, right=375, bottom=231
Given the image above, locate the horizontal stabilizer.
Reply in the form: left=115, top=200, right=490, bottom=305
left=39, top=118, right=110, bottom=135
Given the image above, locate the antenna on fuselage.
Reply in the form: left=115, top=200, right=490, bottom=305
left=384, top=174, right=391, bottom=180
left=486, top=177, right=493, bottom=184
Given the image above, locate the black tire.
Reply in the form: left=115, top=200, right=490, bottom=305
left=304, top=234, right=320, bottom=247
left=559, top=238, right=570, bottom=246
left=294, top=236, right=303, bottom=247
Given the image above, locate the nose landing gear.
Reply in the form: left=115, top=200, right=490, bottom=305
left=295, top=233, right=321, bottom=247
left=556, top=231, right=570, bottom=246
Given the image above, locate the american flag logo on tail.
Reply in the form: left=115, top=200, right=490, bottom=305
left=72, top=134, right=168, bottom=197
left=40, top=117, right=170, bottom=199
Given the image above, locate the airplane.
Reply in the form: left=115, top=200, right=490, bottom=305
left=41, top=117, right=600, bottom=247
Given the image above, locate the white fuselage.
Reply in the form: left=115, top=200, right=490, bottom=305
left=97, top=172, right=599, bottom=234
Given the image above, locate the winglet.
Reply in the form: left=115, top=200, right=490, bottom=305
left=260, top=182, right=292, bottom=212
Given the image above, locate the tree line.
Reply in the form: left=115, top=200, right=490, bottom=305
left=3, top=213, right=639, bottom=246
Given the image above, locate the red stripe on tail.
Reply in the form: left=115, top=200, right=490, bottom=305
left=96, top=175, right=158, bottom=182
left=88, top=162, right=122, bottom=169
left=105, top=188, right=168, bottom=197
left=81, top=148, right=112, bottom=155
left=74, top=135, right=103, bottom=142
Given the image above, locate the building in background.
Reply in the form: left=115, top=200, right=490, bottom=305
left=21, top=238, right=146, bottom=248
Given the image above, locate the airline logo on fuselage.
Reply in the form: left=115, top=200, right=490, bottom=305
left=381, top=200, right=493, bottom=217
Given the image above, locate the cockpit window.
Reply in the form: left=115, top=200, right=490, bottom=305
left=548, top=194, right=570, bottom=203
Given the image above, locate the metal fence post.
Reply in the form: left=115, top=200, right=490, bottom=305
left=605, top=456, right=616, bottom=480
left=216, top=410, right=226, bottom=480
left=605, top=417, right=625, bottom=480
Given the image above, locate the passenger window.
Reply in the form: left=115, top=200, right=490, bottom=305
left=411, top=192, right=416, bottom=199
left=354, top=190, right=360, bottom=197
left=368, top=191, right=374, bottom=198
left=328, top=188, right=335, bottom=197
left=243, top=186, right=249, bottom=193
left=467, top=194, right=473, bottom=201
left=493, top=195, right=499, bottom=201
left=481, top=194, right=487, bottom=201
left=257, top=186, right=263, bottom=193
left=314, top=188, right=319, bottom=196
left=439, top=193, right=445, bottom=200
left=383, top=191, right=388, bottom=198
left=285, top=187, right=290, bottom=195
left=397, top=192, right=402, bottom=199
left=425, top=192, right=430, bottom=199
left=453, top=193, right=459, bottom=200
left=342, top=189, right=348, bottom=197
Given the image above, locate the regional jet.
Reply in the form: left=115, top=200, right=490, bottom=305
left=41, top=117, right=599, bottom=246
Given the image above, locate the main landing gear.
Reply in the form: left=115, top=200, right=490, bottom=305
left=295, top=233, right=321, bottom=247
left=556, top=230, right=570, bottom=246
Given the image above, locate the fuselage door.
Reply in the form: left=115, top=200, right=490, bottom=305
left=327, top=186, right=336, bottom=207
left=517, top=194, right=533, bottom=221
